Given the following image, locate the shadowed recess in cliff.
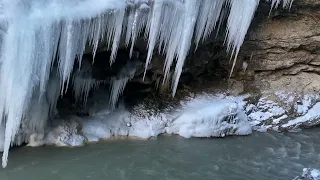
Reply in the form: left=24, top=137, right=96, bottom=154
left=0, top=0, right=293, bottom=167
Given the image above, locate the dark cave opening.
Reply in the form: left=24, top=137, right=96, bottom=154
left=55, top=42, right=230, bottom=118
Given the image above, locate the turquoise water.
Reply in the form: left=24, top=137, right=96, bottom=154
left=1, top=130, right=320, bottom=180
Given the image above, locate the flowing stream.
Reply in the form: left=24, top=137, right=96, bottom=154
left=1, top=130, right=320, bottom=180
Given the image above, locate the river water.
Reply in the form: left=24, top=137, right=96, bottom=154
left=1, top=130, right=320, bottom=180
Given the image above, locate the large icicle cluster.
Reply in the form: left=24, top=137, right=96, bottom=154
left=0, top=0, right=293, bottom=168
left=72, top=60, right=107, bottom=105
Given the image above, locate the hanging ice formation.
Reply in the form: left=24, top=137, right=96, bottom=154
left=0, top=0, right=294, bottom=168
left=72, top=59, right=107, bottom=106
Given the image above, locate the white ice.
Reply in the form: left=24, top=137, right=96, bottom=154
left=28, top=94, right=252, bottom=146
left=247, top=97, right=286, bottom=123
left=0, top=125, right=4, bottom=152
left=109, top=60, right=139, bottom=108
left=72, top=59, right=107, bottom=105
left=245, top=92, right=320, bottom=131
left=165, top=95, right=252, bottom=138
left=225, top=0, right=260, bottom=77
left=27, top=117, right=85, bottom=147
left=282, top=103, right=320, bottom=128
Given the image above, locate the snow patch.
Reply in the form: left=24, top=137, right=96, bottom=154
left=247, top=96, right=286, bottom=123
left=282, top=103, right=320, bottom=128
left=166, top=96, right=251, bottom=138
left=295, top=94, right=320, bottom=116
left=27, top=118, right=85, bottom=147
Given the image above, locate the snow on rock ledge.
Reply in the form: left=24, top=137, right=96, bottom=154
left=25, top=94, right=252, bottom=147
left=80, top=94, right=252, bottom=142
left=27, top=118, right=86, bottom=147
left=246, top=91, right=320, bottom=132
left=165, top=96, right=251, bottom=138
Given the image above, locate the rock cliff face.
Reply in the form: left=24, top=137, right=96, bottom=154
left=239, top=0, right=320, bottom=94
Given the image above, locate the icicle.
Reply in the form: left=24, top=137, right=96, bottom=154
left=77, top=20, right=92, bottom=69
left=194, top=0, right=225, bottom=49
left=58, top=21, right=76, bottom=94
left=125, top=7, right=136, bottom=48
left=157, top=3, right=179, bottom=56
left=172, top=0, right=200, bottom=96
left=109, top=61, right=137, bottom=108
left=105, top=13, right=117, bottom=51
left=215, top=7, right=228, bottom=39
left=24, top=89, right=50, bottom=138
left=201, top=0, right=226, bottom=44
left=46, top=70, right=62, bottom=117
left=129, top=9, right=140, bottom=57
left=72, top=59, right=106, bottom=105
left=88, top=14, right=109, bottom=63
left=109, top=77, right=130, bottom=108
left=143, top=0, right=164, bottom=80
left=267, top=0, right=294, bottom=10
left=109, top=9, right=125, bottom=64
left=225, top=0, right=260, bottom=77
left=0, top=20, right=39, bottom=168
left=90, top=16, right=103, bottom=61
left=129, top=3, right=149, bottom=57
left=73, top=77, right=103, bottom=105
left=160, top=1, right=186, bottom=84
left=36, top=22, right=61, bottom=100
left=282, top=0, right=294, bottom=9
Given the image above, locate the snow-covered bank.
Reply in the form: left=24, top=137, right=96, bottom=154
left=19, top=91, right=320, bottom=148
left=26, top=94, right=252, bottom=147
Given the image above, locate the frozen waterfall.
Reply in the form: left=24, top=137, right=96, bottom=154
left=0, top=0, right=293, bottom=167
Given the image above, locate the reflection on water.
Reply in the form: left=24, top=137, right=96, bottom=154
left=1, top=129, right=320, bottom=180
